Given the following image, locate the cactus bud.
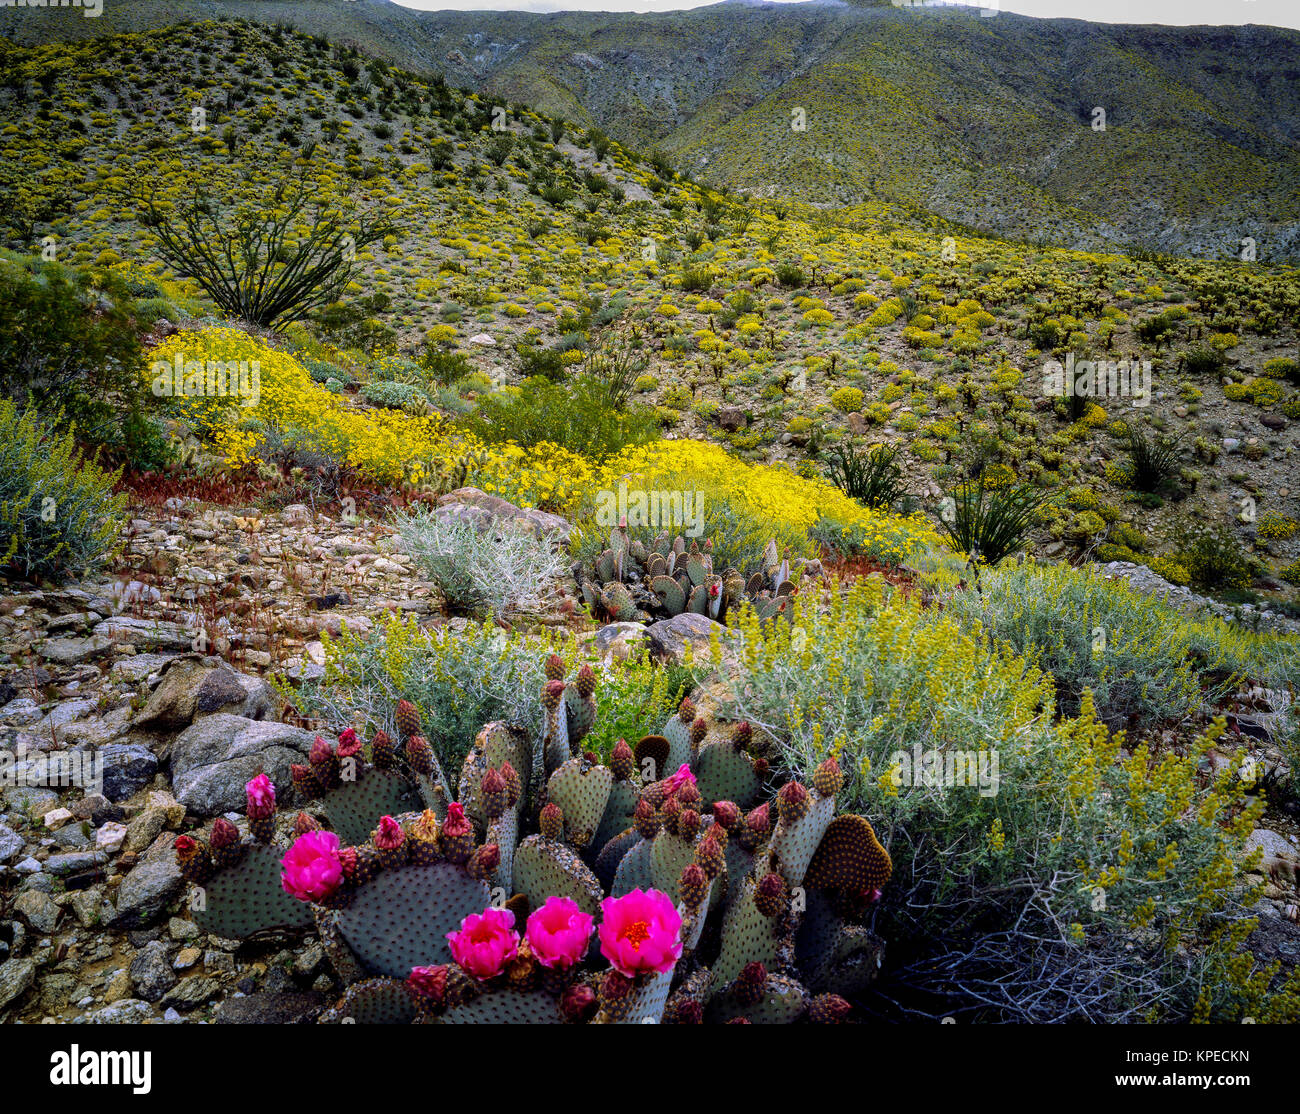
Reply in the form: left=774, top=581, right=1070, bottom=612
left=544, top=653, right=566, bottom=681
left=575, top=663, right=597, bottom=698
left=405, top=734, right=434, bottom=778
left=293, top=812, right=321, bottom=837
left=633, top=797, right=660, bottom=840
left=733, top=720, right=752, bottom=748
left=499, top=761, right=522, bottom=807
left=712, top=800, right=741, bottom=833
left=601, top=969, right=632, bottom=1004
left=610, top=738, right=635, bottom=781
left=394, top=698, right=421, bottom=741
left=408, top=809, right=441, bottom=865
left=209, top=816, right=240, bottom=852
left=336, top=727, right=361, bottom=757
left=372, top=814, right=408, bottom=870
left=661, top=795, right=683, bottom=835
left=562, top=982, right=598, bottom=1023
left=678, top=862, right=708, bottom=910
left=481, top=767, right=508, bottom=820
left=676, top=780, right=701, bottom=810
left=539, top=802, right=564, bottom=841
left=808, top=994, right=852, bottom=1024
left=677, top=696, right=695, bottom=723
left=695, top=833, right=724, bottom=880
left=468, top=842, right=500, bottom=882
left=370, top=729, right=396, bottom=769
left=812, top=756, right=843, bottom=799
left=173, top=834, right=212, bottom=883
left=439, top=802, right=474, bottom=865
left=541, top=679, right=565, bottom=711
left=678, top=808, right=702, bottom=841
left=290, top=763, right=318, bottom=801
left=755, top=872, right=787, bottom=918
left=754, top=757, right=770, bottom=776
left=777, top=781, right=811, bottom=826
left=690, top=716, right=708, bottom=745
left=736, top=961, right=766, bottom=1007
left=673, top=999, right=704, bottom=1024
left=741, top=802, right=771, bottom=851
left=408, top=965, right=449, bottom=1005
left=338, top=845, right=359, bottom=878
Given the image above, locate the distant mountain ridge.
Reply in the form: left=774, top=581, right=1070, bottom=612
left=3, top=0, right=1298, bottom=259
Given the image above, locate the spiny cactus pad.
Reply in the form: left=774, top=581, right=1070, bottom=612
left=610, top=834, right=656, bottom=897
left=546, top=758, right=614, bottom=848
left=335, top=864, right=493, bottom=977
left=706, top=971, right=810, bottom=1024
left=693, top=740, right=762, bottom=809
left=192, top=843, right=315, bottom=938
left=322, top=977, right=417, bottom=1024
left=770, top=791, right=836, bottom=888
left=592, top=780, right=640, bottom=851
left=593, top=828, right=642, bottom=888
left=437, top=988, right=567, bottom=1025
left=803, top=814, right=894, bottom=892
left=322, top=769, right=421, bottom=848
left=712, top=874, right=795, bottom=986
left=513, top=835, right=603, bottom=916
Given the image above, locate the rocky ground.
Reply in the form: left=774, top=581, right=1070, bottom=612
left=0, top=491, right=1297, bottom=1024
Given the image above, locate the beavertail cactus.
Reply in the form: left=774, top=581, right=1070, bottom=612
left=184, top=652, right=891, bottom=1023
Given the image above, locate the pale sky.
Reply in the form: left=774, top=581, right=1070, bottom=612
left=391, top=0, right=1300, bottom=31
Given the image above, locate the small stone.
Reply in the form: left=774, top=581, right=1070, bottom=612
left=159, top=975, right=220, bottom=1011
left=43, top=807, right=74, bottom=830
left=0, top=822, right=23, bottom=863
left=15, top=889, right=61, bottom=933
left=96, top=821, right=128, bottom=853
left=15, top=856, right=42, bottom=874
left=168, top=917, right=200, bottom=942
left=173, top=947, right=202, bottom=970
left=130, top=940, right=178, bottom=1002
left=0, top=957, right=37, bottom=1009
left=103, top=970, right=133, bottom=1003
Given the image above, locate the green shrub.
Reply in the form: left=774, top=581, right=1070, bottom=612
left=394, top=508, right=566, bottom=620
left=706, top=585, right=1284, bottom=1021
left=938, top=477, right=1053, bottom=566
left=457, top=374, right=659, bottom=460
left=830, top=386, right=864, bottom=413
left=775, top=262, right=805, bottom=288
left=360, top=380, right=429, bottom=413
left=0, top=402, right=125, bottom=582
left=1168, top=519, right=1254, bottom=592
left=419, top=347, right=473, bottom=386
left=825, top=440, right=909, bottom=510
left=1124, top=427, right=1184, bottom=493
left=0, top=254, right=159, bottom=465
left=945, top=563, right=1208, bottom=728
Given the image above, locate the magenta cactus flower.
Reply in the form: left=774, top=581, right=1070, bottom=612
left=664, top=763, right=696, bottom=796
left=598, top=888, right=683, bottom=978
left=525, top=896, right=594, bottom=970
left=280, top=829, right=343, bottom=902
left=245, top=772, right=276, bottom=818
left=447, top=906, right=519, bottom=981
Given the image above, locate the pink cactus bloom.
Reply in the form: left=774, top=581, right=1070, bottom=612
left=280, top=830, right=343, bottom=902
left=525, top=896, right=595, bottom=970
left=245, top=773, right=276, bottom=818
left=374, top=815, right=404, bottom=850
left=447, top=907, right=519, bottom=981
left=598, top=888, right=683, bottom=978
left=664, top=763, right=696, bottom=796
